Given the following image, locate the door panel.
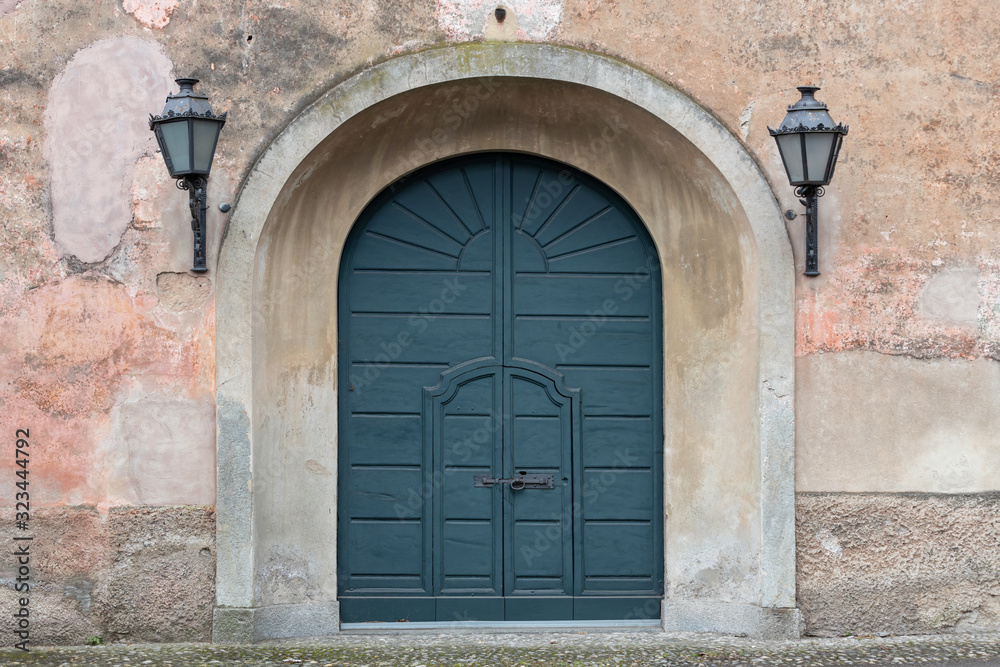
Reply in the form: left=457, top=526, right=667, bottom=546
left=339, top=155, right=662, bottom=623
left=504, top=369, right=576, bottom=604
left=347, top=272, right=493, bottom=313
left=511, top=274, right=652, bottom=316
left=429, top=368, right=503, bottom=604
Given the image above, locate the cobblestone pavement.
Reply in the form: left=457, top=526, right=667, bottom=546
left=2, top=631, right=1000, bottom=666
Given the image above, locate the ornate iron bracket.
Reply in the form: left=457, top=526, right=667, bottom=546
left=794, top=185, right=825, bottom=277
left=177, top=175, right=208, bottom=272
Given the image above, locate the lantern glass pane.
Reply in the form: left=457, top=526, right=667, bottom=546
left=160, top=119, right=191, bottom=175
left=776, top=133, right=804, bottom=184
left=827, top=133, right=845, bottom=182
left=805, top=132, right=837, bottom=184
left=192, top=119, right=221, bottom=173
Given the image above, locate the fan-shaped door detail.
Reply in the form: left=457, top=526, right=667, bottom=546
left=338, top=155, right=663, bottom=622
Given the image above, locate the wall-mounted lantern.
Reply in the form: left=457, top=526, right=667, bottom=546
left=769, top=86, right=848, bottom=276
left=149, top=78, right=227, bottom=273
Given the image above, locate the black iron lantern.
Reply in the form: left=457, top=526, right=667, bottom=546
left=149, top=78, right=227, bottom=272
left=768, top=86, right=848, bottom=276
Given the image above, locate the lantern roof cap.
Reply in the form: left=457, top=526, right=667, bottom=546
left=768, top=86, right=848, bottom=136
left=149, top=77, right=227, bottom=127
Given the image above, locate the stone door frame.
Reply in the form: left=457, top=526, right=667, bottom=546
left=213, top=43, right=797, bottom=642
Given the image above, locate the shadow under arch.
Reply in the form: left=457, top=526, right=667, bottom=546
left=214, top=42, right=796, bottom=642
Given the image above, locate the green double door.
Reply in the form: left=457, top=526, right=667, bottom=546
left=338, top=154, right=663, bottom=622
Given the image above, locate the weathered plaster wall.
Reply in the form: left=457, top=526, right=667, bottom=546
left=797, top=352, right=1000, bottom=493
left=1, top=4, right=232, bottom=644
left=0, top=0, right=996, bottom=644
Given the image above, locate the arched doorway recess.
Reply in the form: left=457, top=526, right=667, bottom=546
left=214, top=43, right=797, bottom=642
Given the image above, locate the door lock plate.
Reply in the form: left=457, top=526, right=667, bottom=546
left=474, top=473, right=554, bottom=490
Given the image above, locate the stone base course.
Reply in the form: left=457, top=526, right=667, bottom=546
left=0, top=505, right=215, bottom=646
left=797, top=493, right=1000, bottom=636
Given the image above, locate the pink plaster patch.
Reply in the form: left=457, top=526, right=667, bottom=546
left=123, top=0, right=178, bottom=30
left=797, top=248, right=985, bottom=359
left=0, top=276, right=207, bottom=507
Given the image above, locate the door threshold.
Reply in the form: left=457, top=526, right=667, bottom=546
left=340, top=619, right=663, bottom=634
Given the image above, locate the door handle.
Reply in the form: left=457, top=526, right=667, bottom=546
left=473, top=472, right=554, bottom=490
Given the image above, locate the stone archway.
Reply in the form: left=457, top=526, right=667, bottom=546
left=213, top=43, right=797, bottom=642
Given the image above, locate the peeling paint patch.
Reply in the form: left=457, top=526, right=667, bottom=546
left=921, top=268, right=979, bottom=325
left=0, top=276, right=206, bottom=506
left=45, top=37, right=172, bottom=264
left=62, top=577, right=94, bottom=614
left=122, top=0, right=179, bottom=30
left=817, top=529, right=842, bottom=557
left=738, top=102, right=754, bottom=142
left=256, top=545, right=321, bottom=606
left=436, top=0, right=562, bottom=40
left=156, top=272, right=211, bottom=312
left=797, top=252, right=989, bottom=359
left=304, top=459, right=332, bottom=476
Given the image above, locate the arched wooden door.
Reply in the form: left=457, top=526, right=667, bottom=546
left=337, top=154, right=663, bottom=622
